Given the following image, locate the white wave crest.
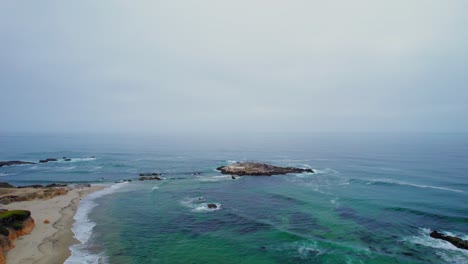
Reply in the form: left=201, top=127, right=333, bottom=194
left=68, top=157, right=97, bottom=163
left=199, top=175, right=233, bottom=182
left=65, top=182, right=128, bottom=264
left=367, top=179, right=463, bottom=193
left=312, top=168, right=337, bottom=174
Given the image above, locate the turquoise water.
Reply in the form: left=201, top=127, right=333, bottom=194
left=0, top=134, right=467, bottom=263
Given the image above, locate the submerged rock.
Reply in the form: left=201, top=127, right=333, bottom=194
left=0, top=161, right=36, bottom=168
left=139, top=176, right=162, bottom=181
left=430, top=230, right=468, bottom=250
left=217, top=162, right=314, bottom=176
left=38, top=158, right=58, bottom=163
left=207, top=203, right=218, bottom=209
left=115, top=179, right=132, bottom=183
left=139, top=173, right=162, bottom=177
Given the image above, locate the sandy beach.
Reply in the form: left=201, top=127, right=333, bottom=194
left=2, top=186, right=104, bottom=264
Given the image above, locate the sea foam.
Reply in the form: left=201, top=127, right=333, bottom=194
left=366, top=179, right=463, bottom=193
left=65, top=182, right=128, bottom=264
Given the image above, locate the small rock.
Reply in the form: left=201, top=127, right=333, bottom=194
left=44, top=219, right=50, bottom=224
left=207, top=203, right=217, bottom=209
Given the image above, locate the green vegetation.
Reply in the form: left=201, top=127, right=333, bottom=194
left=0, top=226, right=9, bottom=236
left=11, top=222, right=23, bottom=230
left=0, top=210, right=31, bottom=221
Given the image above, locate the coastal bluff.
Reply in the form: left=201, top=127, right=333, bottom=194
left=0, top=184, right=68, bottom=205
left=0, top=210, right=35, bottom=264
left=217, top=162, right=314, bottom=176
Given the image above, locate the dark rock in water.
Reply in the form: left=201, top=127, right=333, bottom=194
left=115, top=179, right=132, bottom=183
left=39, top=158, right=58, bottom=163
left=139, top=172, right=161, bottom=177
left=430, top=230, right=468, bottom=250
left=139, top=176, right=162, bottom=181
left=217, top=162, right=314, bottom=176
left=207, top=203, right=217, bottom=209
left=0, top=161, right=36, bottom=168
left=64, top=158, right=71, bottom=161
left=0, top=182, right=15, bottom=188
left=231, top=176, right=236, bottom=180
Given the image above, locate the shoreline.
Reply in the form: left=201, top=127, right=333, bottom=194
left=3, top=185, right=104, bottom=264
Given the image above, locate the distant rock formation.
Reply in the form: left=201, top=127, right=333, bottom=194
left=139, top=173, right=162, bottom=177
left=0, top=161, right=36, bottom=168
left=38, top=158, right=58, bottom=163
left=139, top=176, right=162, bottom=181
left=217, top=162, right=314, bottom=176
left=0, top=210, right=35, bottom=264
left=430, top=230, right=468, bottom=250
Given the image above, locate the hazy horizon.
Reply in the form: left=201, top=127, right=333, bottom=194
left=1, top=1, right=467, bottom=135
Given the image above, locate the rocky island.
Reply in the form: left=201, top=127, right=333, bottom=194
left=217, top=162, right=314, bottom=176
left=0, top=161, right=36, bottom=168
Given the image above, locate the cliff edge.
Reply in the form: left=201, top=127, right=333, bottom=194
left=0, top=210, right=35, bottom=264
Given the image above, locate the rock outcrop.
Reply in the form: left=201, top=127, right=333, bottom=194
left=430, top=230, right=468, bottom=250
left=0, top=210, right=35, bottom=264
left=0, top=188, right=68, bottom=205
left=139, top=176, right=162, bottom=181
left=38, top=158, right=58, bottom=163
left=0, top=161, right=36, bottom=168
left=217, top=162, right=314, bottom=176
left=139, top=173, right=162, bottom=177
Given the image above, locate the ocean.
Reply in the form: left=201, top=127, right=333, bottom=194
left=0, top=133, right=467, bottom=263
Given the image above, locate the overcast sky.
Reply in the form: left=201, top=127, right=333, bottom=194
left=1, top=1, right=467, bottom=134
